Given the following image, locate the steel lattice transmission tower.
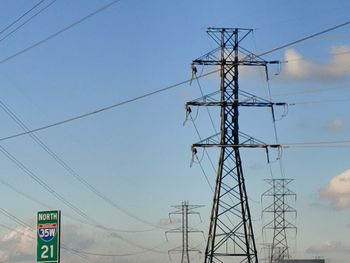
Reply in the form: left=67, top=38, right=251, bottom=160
left=186, top=28, right=284, bottom=263
left=262, top=179, right=296, bottom=263
left=166, top=201, right=204, bottom=263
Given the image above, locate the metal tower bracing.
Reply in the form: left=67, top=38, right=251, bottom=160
left=186, top=28, right=286, bottom=263
left=262, top=179, right=296, bottom=263
left=166, top=201, right=204, bottom=263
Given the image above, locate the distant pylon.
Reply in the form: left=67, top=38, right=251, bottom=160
left=166, top=201, right=204, bottom=263
left=262, top=179, right=296, bottom=263
left=186, top=27, right=285, bottom=263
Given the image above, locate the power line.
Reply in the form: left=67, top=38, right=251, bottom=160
left=68, top=239, right=169, bottom=257
left=259, top=19, right=350, bottom=56
left=0, top=98, right=163, bottom=232
left=66, top=247, right=167, bottom=257
left=0, top=210, right=93, bottom=262
left=0, top=148, right=172, bottom=246
left=0, top=114, right=171, bottom=250
left=1, top=20, right=348, bottom=143
left=189, top=109, right=350, bottom=149
left=0, top=69, right=218, bottom=142
left=0, top=19, right=348, bottom=149
left=0, top=174, right=155, bottom=233
left=0, top=144, right=95, bottom=224
left=0, top=0, right=57, bottom=44
left=0, top=0, right=121, bottom=65
left=281, top=140, right=350, bottom=148
left=0, top=207, right=33, bottom=229
left=0, top=177, right=51, bottom=209
left=0, top=207, right=168, bottom=259
left=0, top=0, right=49, bottom=36
left=0, top=20, right=349, bottom=143
left=0, top=108, right=170, bottom=250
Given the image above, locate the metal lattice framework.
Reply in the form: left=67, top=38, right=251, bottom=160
left=186, top=28, right=285, bottom=263
left=166, top=201, right=204, bottom=263
left=262, top=179, right=296, bottom=263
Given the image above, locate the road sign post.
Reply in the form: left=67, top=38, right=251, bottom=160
left=36, top=210, right=61, bottom=263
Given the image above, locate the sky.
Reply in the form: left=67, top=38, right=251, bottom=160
left=0, top=0, right=350, bottom=262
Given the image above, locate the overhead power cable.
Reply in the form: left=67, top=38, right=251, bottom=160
left=0, top=106, right=169, bottom=248
left=0, top=210, right=93, bottom=262
left=0, top=98, right=161, bottom=232
left=0, top=104, right=171, bottom=249
left=0, top=177, right=51, bottom=209
left=0, top=144, right=95, bottom=224
left=0, top=0, right=57, bottom=44
left=67, top=244, right=169, bottom=257
left=0, top=175, right=152, bottom=233
left=259, top=19, right=350, bottom=56
left=0, top=69, right=218, bottom=142
left=0, top=208, right=168, bottom=258
left=0, top=0, right=49, bottom=36
left=0, top=207, right=33, bottom=229
left=0, top=20, right=349, bottom=143
left=281, top=140, right=350, bottom=148
left=0, top=0, right=121, bottom=65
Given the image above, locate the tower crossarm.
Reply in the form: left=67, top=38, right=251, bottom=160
left=192, top=60, right=278, bottom=66
left=187, top=101, right=287, bottom=107
left=186, top=89, right=287, bottom=109
left=193, top=143, right=281, bottom=149
left=192, top=131, right=281, bottom=149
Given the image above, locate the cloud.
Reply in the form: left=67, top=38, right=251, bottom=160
left=0, top=224, right=96, bottom=263
left=320, top=170, right=350, bottom=209
left=0, top=224, right=167, bottom=263
left=325, top=118, right=346, bottom=132
left=0, top=226, right=35, bottom=263
left=284, top=46, right=350, bottom=80
left=306, top=240, right=350, bottom=254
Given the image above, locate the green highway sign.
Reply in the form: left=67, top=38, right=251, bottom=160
left=36, top=210, right=61, bottom=263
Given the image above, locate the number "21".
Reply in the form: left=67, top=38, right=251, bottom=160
left=41, top=245, right=54, bottom=258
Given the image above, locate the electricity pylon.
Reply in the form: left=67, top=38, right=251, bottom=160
left=262, top=179, right=296, bottom=263
left=186, top=28, right=285, bottom=263
left=166, top=201, right=204, bottom=263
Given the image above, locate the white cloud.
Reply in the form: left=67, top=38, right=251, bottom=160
left=284, top=49, right=313, bottom=79
left=0, top=226, right=35, bottom=263
left=0, top=223, right=169, bottom=263
left=0, top=224, right=97, bottom=263
left=284, top=46, right=350, bottom=80
left=320, top=170, right=350, bottom=209
left=306, top=240, right=350, bottom=254
left=326, top=118, right=346, bottom=132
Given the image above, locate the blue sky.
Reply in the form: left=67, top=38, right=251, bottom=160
left=0, top=0, right=350, bottom=263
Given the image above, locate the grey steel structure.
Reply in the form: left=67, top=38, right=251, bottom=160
left=262, top=179, right=296, bottom=263
left=186, top=28, right=284, bottom=263
left=166, top=201, right=203, bottom=263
